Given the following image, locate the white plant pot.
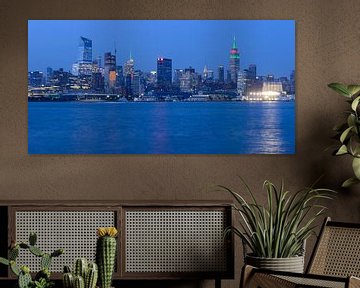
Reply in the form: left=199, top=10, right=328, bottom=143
left=245, top=254, right=305, bottom=273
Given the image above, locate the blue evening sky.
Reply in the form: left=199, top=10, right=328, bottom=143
left=28, top=20, right=295, bottom=78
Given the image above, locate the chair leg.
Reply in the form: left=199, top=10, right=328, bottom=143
left=215, top=278, right=221, bottom=288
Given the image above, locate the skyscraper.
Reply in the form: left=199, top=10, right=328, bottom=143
left=218, top=65, right=224, bottom=83
left=78, top=37, right=92, bottom=63
left=157, top=57, right=172, bottom=91
left=248, top=64, right=256, bottom=81
left=124, top=52, right=134, bottom=77
left=28, top=71, right=43, bottom=87
left=104, top=52, right=116, bottom=92
left=173, top=69, right=184, bottom=87
left=74, top=37, right=93, bottom=76
left=237, top=71, right=246, bottom=97
left=229, top=36, right=240, bottom=84
left=290, top=70, right=295, bottom=95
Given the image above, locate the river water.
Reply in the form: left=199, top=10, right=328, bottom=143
left=28, top=101, right=295, bottom=154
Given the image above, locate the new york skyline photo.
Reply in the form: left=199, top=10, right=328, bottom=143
left=28, top=20, right=295, bottom=154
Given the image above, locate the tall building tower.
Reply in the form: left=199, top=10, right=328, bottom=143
left=237, top=70, right=246, bottom=97
left=229, top=36, right=240, bottom=83
left=218, top=65, right=224, bottom=83
left=157, top=57, right=172, bottom=91
left=203, top=65, right=209, bottom=80
left=248, top=64, right=256, bottom=81
left=75, top=37, right=93, bottom=76
left=290, top=70, right=295, bottom=95
left=78, top=37, right=92, bottom=63
left=104, top=52, right=116, bottom=91
left=173, top=69, right=184, bottom=87
left=124, top=52, right=135, bottom=77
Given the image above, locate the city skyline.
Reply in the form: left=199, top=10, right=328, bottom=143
left=28, top=20, right=295, bottom=77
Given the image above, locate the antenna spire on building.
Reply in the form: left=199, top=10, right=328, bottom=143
left=232, top=36, right=237, bottom=49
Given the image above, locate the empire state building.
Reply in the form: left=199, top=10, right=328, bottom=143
left=229, top=36, right=240, bottom=84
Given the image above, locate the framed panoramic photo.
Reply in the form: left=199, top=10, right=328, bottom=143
left=28, top=20, right=295, bottom=154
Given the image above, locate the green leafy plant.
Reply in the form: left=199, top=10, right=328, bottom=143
left=0, top=232, right=63, bottom=288
left=220, top=179, right=335, bottom=258
left=328, top=83, right=360, bottom=187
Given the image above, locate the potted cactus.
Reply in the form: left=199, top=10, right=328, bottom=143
left=96, top=227, right=118, bottom=288
left=62, top=258, right=98, bottom=288
left=0, top=232, right=63, bottom=288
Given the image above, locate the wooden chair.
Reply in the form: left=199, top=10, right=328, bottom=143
left=241, top=217, right=360, bottom=288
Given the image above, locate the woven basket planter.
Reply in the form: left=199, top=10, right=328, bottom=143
left=245, top=254, right=305, bottom=273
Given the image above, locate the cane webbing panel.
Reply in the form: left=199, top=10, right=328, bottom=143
left=277, top=275, right=345, bottom=288
left=309, top=226, right=360, bottom=277
left=15, top=211, right=115, bottom=272
left=125, top=210, right=227, bottom=273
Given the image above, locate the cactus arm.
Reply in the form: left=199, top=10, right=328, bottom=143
left=85, top=262, right=98, bottom=288
left=10, top=260, right=20, bottom=276
left=64, top=265, right=72, bottom=273
left=29, top=245, right=44, bottom=257
left=50, top=248, right=64, bottom=258
left=18, top=271, right=32, bottom=288
left=29, top=232, right=37, bottom=246
left=63, top=272, right=74, bottom=288
left=74, top=258, right=88, bottom=279
left=73, top=275, right=85, bottom=288
left=0, top=257, right=9, bottom=266
left=41, top=253, right=52, bottom=270
left=8, top=246, right=19, bottom=260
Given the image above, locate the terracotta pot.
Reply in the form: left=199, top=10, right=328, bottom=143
left=245, top=254, right=305, bottom=273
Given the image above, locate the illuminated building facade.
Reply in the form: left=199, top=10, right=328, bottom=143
left=157, top=57, right=172, bottom=91
left=78, top=36, right=92, bottom=63
left=180, top=67, right=197, bottom=93
left=28, top=71, right=44, bottom=87
left=173, top=69, right=183, bottom=87
left=124, top=53, right=134, bottom=77
left=104, top=52, right=116, bottom=92
left=72, top=37, right=93, bottom=76
left=247, top=81, right=286, bottom=101
left=237, top=71, right=246, bottom=96
left=229, top=36, right=240, bottom=83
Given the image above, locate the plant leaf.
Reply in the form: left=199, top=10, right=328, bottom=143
left=352, top=157, right=360, bottom=179
left=336, top=144, right=348, bottom=155
left=340, top=126, right=353, bottom=143
left=347, top=114, right=356, bottom=128
left=352, top=96, right=360, bottom=111
left=347, top=85, right=360, bottom=97
left=342, top=177, right=360, bottom=188
left=328, top=83, right=350, bottom=97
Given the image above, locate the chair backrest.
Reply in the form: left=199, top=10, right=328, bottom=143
left=307, top=217, right=360, bottom=277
